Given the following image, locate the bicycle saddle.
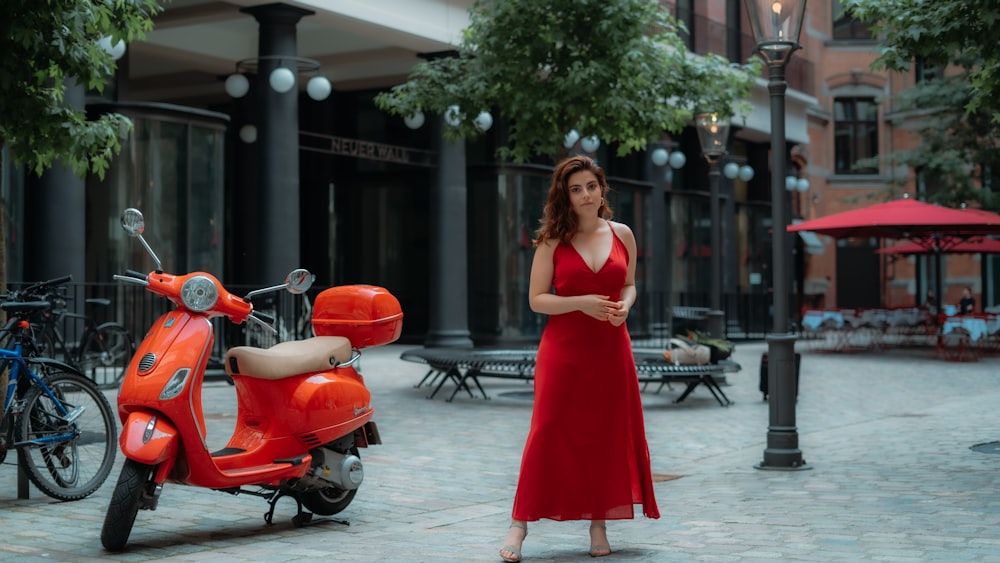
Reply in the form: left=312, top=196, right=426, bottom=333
left=1, top=301, right=50, bottom=315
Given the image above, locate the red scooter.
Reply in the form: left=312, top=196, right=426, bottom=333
left=101, top=208, right=402, bottom=551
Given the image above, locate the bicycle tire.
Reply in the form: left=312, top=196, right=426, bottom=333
left=101, top=459, right=154, bottom=552
left=79, top=323, right=134, bottom=388
left=16, top=366, right=117, bottom=501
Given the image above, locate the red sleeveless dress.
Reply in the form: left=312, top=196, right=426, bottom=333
left=512, top=229, right=660, bottom=521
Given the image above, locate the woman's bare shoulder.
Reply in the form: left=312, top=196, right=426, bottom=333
left=536, top=238, right=559, bottom=252
left=608, top=221, right=635, bottom=239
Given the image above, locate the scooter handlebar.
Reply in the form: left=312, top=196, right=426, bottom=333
left=252, top=310, right=276, bottom=325
left=118, top=270, right=253, bottom=325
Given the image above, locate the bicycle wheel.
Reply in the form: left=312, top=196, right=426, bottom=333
left=79, top=324, right=134, bottom=388
left=16, top=366, right=117, bottom=501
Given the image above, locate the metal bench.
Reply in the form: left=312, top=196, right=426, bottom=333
left=400, top=347, right=738, bottom=406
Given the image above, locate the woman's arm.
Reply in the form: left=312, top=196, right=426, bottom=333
left=608, top=222, right=637, bottom=327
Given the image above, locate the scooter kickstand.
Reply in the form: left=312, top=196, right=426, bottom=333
left=263, top=490, right=314, bottom=527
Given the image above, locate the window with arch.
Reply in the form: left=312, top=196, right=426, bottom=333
left=834, top=98, right=878, bottom=174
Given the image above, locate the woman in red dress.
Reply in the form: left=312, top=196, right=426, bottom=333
left=499, top=156, right=660, bottom=562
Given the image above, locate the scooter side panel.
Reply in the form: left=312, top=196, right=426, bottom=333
left=226, top=367, right=372, bottom=457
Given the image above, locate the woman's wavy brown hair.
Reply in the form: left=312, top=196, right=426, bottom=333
left=533, top=155, right=614, bottom=246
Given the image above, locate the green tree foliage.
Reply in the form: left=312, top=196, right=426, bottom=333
left=375, top=0, right=759, bottom=163
left=0, top=0, right=163, bottom=178
left=848, top=0, right=1000, bottom=121
left=848, top=0, right=1000, bottom=208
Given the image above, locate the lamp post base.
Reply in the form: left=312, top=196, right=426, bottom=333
left=755, top=332, right=809, bottom=471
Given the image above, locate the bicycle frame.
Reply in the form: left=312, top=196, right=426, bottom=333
left=0, top=337, right=86, bottom=448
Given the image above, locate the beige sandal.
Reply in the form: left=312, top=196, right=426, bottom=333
left=500, top=522, right=527, bottom=562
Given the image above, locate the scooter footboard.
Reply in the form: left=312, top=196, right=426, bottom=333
left=120, top=411, right=181, bottom=467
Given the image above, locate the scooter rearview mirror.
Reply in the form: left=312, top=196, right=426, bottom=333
left=120, top=208, right=164, bottom=272
left=286, top=269, right=315, bottom=294
left=121, top=208, right=145, bottom=237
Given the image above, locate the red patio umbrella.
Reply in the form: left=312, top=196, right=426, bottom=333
left=787, top=198, right=1000, bottom=244
left=788, top=198, right=1000, bottom=311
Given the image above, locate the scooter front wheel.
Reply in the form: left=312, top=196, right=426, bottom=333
left=101, top=459, right=155, bottom=552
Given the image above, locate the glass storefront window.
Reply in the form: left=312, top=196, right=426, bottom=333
left=87, top=104, right=227, bottom=281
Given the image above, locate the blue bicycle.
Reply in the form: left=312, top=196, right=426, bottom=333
left=0, top=299, right=117, bottom=501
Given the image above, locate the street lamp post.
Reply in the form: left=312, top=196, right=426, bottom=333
left=745, top=0, right=809, bottom=471
left=695, top=113, right=730, bottom=338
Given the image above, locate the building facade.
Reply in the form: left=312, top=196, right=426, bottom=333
left=2, top=0, right=981, bottom=345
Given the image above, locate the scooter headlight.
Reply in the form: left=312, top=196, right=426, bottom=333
left=180, top=275, right=218, bottom=311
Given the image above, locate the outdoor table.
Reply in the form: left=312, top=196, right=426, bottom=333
left=937, top=316, right=988, bottom=361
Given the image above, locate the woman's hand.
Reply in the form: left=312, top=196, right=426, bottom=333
left=580, top=294, right=619, bottom=321
left=607, top=301, right=629, bottom=326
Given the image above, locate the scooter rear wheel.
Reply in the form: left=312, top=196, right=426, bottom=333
left=101, top=459, right=155, bottom=551
left=299, top=446, right=360, bottom=516
left=300, top=485, right=358, bottom=516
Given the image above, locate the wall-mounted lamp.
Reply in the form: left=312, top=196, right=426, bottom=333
left=564, top=129, right=581, bottom=149
left=723, top=162, right=755, bottom=181
left=98, top=36, right=126, bottom=61
left=473, top=111, right=494, bottom=132
left=650, top=147, right=687, bottom=169
left=239, top=124, right=257, bottom=144
left=580, top=135, right=601, bottom=153
left=564, top=130, right=601, bottom=153
left=424, top=105, right=493, bottom=131
left=224, top=56, right=332, bottom=101
left=404, top=111, right=426, bottom=130
left=786, top=175, right=810, bottom=192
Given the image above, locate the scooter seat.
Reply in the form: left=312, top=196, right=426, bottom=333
left=225, top=336, right=354, bottom=380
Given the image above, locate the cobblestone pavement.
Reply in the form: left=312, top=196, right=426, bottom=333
left=2, top=340, right=1000, bottom=562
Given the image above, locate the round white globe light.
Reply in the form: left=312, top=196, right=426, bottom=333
left=797, top=178, right=811, bottom=192
left=239, top=124, right=257, bottom=144
left=224, top=74, right=250, bottom=98
left=580, top=135, right=600, bottom=153
left=651, top=148, right=669, bottom=167
left=738, top=165, right=755, bottom=182
left=564, top=129, right=581, bottom=149
left=786, top=175, right=799, bottom=191
left=404, top=111, right=425, bottom=130
left=474, top=111, right=493, bottom=132
left=98, top=36, right=126, bottom=61
left=269, top=67, right=296, bottom=94
left=668, top=151, right=687, bottom=169
left=306, top=76, right=331, bottom=101
left=723, top=162, right=740, bottom=179
left=444, top=105, right=462, bottom=127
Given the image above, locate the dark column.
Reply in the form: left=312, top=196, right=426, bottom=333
left=647, top=144, right=669, bottom=333
left=25, top=79, right=86, bottom=284
left=242, top=3, right=313, bottom=283
left=723, top=180, right=738, bottom=313
left=424, top=115, right=473, bottom=348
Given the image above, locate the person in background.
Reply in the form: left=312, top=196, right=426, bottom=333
left=959, top=286, right=976, bottom=315
left=498, top=156, right=659, bottom=562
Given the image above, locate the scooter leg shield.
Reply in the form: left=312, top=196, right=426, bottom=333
left=120, top=411, right=180, bottom=466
